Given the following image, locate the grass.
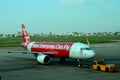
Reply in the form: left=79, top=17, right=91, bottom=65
left=0, top=35, right=120, bottom=47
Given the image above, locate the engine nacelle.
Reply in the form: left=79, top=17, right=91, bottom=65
left=37, top=54, right=50, bottom=64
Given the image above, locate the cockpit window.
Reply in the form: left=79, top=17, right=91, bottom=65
left=85, top=48, right=92, bottom=50
left=80, top=48, right=84, bottom=50
left=80, top=48, right=92, bottom=50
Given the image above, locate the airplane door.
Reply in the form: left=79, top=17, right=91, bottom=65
left=27, top=42, right=35, bottom=51
left=69, top=43, right=81, bottom=58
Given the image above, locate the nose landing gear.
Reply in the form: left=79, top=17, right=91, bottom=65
left=77, top=59, right=82, bottom=67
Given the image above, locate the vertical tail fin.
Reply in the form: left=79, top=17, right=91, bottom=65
left=21, top=24, right=32, bottom=43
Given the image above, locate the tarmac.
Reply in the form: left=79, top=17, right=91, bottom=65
left=0, top=42, right=120, bottom=80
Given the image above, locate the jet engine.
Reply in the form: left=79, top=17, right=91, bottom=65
left=37, top=54, right=50, bottom=64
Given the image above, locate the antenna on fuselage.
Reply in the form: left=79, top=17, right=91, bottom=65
left=86, top=38, right=90, bottom=46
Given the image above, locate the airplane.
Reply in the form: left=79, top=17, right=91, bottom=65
left=20, top=24, right=95, bottom=65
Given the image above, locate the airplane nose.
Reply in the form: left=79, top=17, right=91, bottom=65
left=82, top=50, right=96, bottom=59
left=89, top=50, right=95, bottom=58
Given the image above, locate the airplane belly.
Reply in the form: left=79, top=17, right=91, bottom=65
left=31, top=47, right=70, bottom=58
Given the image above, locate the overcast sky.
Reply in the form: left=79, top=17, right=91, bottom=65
left=0, top=0, right=120, bottom=34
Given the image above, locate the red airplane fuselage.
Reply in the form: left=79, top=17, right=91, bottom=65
left=31, top=42, right=73, bottom=58
left=21, top=24, right=95, bottom=64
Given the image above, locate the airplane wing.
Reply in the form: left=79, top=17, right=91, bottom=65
left=0, top=50, right=56, bottom=64
left=0, top=50, right=55, bottom=57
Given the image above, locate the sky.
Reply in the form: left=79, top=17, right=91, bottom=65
left=0, top=0, right=120, bottom=34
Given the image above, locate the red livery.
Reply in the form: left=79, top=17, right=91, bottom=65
left=31, top=42, right=73, bottom=58
left=21, top=24, right=95, bottom=64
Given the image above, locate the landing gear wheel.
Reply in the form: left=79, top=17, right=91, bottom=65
left=78, top=64, right=82, bottom=67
